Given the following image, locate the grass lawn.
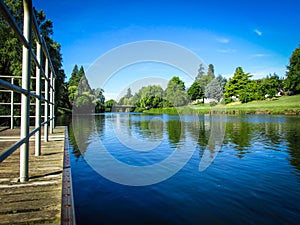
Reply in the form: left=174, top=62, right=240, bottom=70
left=145, top=95, right=300, bottom=115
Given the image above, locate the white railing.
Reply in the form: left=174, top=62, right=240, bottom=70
left=0, top=0, right=56, bottom=182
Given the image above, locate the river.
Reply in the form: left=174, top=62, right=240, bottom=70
left=67, top=113, right=300, bottom=225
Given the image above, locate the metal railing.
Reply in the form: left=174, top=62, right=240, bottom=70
left=0, top=0, right=56, bottom=182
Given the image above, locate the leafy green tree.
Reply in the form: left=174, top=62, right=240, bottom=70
left=165, top=76, right=189, bottom=106
left=187, top=81, right=204, bottom=101
left=139, top=85, right=164, bottom=109
left=259, top=73, right=283, bottom=98
left=105, top=99, right=117, bottom=108
left=0, top=0, right=69, bottom=114
left=285, top=45, right=300, bottom=94
left=224, top=67, right=252, bottom=103
left=238, top=80, right=262, bottom=103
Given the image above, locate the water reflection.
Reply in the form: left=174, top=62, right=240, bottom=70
left=285, top=117, right=300, bottom=172
left=167, top=120, right=183, bottom=145
left=69, top=114, right=300, bottom=173
left=225, top=119, right=253, bottom=158
left=70, top=114, right=105, bottom=158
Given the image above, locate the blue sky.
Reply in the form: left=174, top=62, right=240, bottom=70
left=33, top=0, right=300, bottom=100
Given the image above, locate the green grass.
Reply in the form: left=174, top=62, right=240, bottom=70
left=145, top=95, right=300, bottom=115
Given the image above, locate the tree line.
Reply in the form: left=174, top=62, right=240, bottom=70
left=111, top=45, right=300, bottom=111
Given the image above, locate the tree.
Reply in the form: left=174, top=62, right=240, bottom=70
left=207, top=64, right=215, bottom=78
left=139, top=85, right=164, bottom=109
left=124, top=88, right=133, bottom=98
left=285, top=45, right=300, bottom=94
left=104, top=99, right=117, bottom=111
left=69, top=65, right=79, bottom=87
left=187, top=81, right=204, bottom=101
left=0, top=1, right=69, bottom=114
left=259, top=73, right=283, bottom=98
left=224, top=67, right=252, bottom=103
left=165, top=76, right=189, bottom=106
left=204, top=75, right=226, bottom=102
left=195, top=63, right=206, bottom=80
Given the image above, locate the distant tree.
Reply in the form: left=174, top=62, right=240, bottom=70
left=285, top=45, right=300, bottom=94
left=93, top=88, right=105, bottom=104
left=69, top=65, right=79, bottom=86
left=165, top=76, right=188, bottom=106
left=195, top=63, right=206, bottom=80
left=204, top=75, right=226, bottom=102
left=259, top=73, right=283, bottom=98
left=104, top=99, right=116, bottom=111
left=198, top=75, right=213, bottom=94
left=68, top=65, right=85, bottom=103
left=139, top=85, right=164, bottom=109
left=238, top=80, right=262, bottom=103
left=124, top=88, right=133, bottom=98
left=187, top=81, right=204, bottom=101
left=224, top=67, right=252, bottom=103
left=207, top=64, right=215, bottom=78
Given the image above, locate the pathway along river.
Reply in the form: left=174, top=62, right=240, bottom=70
left=66, top=113, right=300, bottom=225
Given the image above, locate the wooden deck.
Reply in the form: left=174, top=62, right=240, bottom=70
left=0, top=126, right=71, bottom=224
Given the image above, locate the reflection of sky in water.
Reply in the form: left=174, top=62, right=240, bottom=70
left=69, top=114, right=300, bottom=225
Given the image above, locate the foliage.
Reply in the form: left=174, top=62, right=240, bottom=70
left=195, top=63, right=206, bottom=80
left=105, top=99, right=116, bottom=108
left=187, top=81, right=204, bottom=101
left=124, top=88, right=133, bottom=98
left=207, top=64, right=215, bottom=78
left=259, top=73, right=283, bottom=98
left=68, top=65, right=105, bottom=113
left=0, top=0, right=69, bottom=115
left=165, top=76, right=189, bottom=106
left=204, top=75, right=226, bottom=102
left=285, top=45, right=300, bottom=94
left=224, top=67, right=252, bottom=103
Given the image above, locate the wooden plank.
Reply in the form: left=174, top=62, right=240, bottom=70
left=0, top=127, right=66, bottom=224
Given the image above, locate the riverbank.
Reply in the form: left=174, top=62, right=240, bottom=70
left=145, top=95, right=300, bottom=115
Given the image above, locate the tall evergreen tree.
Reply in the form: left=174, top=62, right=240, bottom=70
left=69, top=65, right=79, bottom=86
left=195, top=63, right=206, bottom=80
left=207, top=64, right=215, bottom=78
left=224, top=67, right=252, bottom=103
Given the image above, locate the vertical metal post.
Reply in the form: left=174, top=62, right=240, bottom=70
left=44, top=58, right=49, bottom=142
left=50, top=72, right=54, bottom=134
left=10, top=77, right=14, bottom=129
left=53, top=77, right=55, bottom=128
left=20, top=0, right=32, bottom=183
left=35, top=41, right=41, bottom=156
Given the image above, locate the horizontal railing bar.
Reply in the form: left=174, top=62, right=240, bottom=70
left=0, top=115, right=49, bottom=118
left=0, top=79, right=54, bottom=104
left=0, top=126, right=41, bottom=162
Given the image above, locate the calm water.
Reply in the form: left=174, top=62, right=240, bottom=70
left=69, top=113, right=300, bottom=225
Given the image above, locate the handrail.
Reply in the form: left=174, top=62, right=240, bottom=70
left=0, top=0, right=57, bottom=182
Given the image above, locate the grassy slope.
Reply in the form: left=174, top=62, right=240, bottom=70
left=145, top=95, right=300, bottom=115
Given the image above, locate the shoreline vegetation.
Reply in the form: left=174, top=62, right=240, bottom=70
left=144, top=95, right=300, bottom=115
